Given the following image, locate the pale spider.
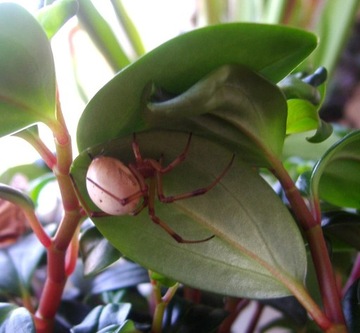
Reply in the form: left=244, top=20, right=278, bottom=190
left=85, top=133, right=234, bottom=243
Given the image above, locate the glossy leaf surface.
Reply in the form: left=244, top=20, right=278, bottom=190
left=71, top=131, right=307, bottom=299
left=311, top=130, right=360, bottom=208
left=0, top=3, right=56, bottom=137
left=77, top=23, right=317, bottom=153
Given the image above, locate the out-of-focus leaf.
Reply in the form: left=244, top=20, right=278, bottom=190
left=283, top=131, right=341, bottom=161
left=0, top=225, right=56, bottom=296
left=96, top=320, right=141, bottom=333
left=311, top=0, right=360, bottom=76
left=0, top=304, right=35, bottom=333
left=36, top=0, right=78, bottom=39
left=163, top=296, right=228, bottom=333
left=71, top=131, right=307, bottom=299
left=310, top=130, right=360, bottom=208
left=28, top=173, right=56, bottom=204
left=70, top=303, right=131, bottom=333
left=90, top=260, right=149, bottom=295
left=322, top=211, right=360, bottom=251
left=77, top=23, right=317, bottom=152
left=80, top=226, right=122, bottom=277
left=343, top=278, right=360, bottom=332
left=0, top=3, right=56, bottom=137
left=77, top=0, right=131, bottom=71
left=109, top=0, right=145, bottom=57
left=0, top=160, right=50, bottom=185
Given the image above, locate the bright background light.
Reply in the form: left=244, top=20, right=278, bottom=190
left=0, top=0, right=196, bottom=174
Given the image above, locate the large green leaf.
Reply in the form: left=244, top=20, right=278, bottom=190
left=77, top=23, right=317, bottom=153
left=71, top=131, right=307, bottom=299
left=310, top=130, right=360, bottom=209
left=0, top=3, right=56, bottom=137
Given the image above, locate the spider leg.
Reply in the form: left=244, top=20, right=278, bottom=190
left=132, top=133, right=143, bottom=163
left=148, top=178, right=214, bottom=244
left=85, top=177, right=147, bottom=216
left=159, top=133, right=192, bottom=174
left=157, top=154, right=235, bottom=203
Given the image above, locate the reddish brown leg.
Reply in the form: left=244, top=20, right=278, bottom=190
left=133, top=133, right=193, bottom=174
left=156, top=154, right=235, bottom=203
left=85, top=177, right=147, bottom=217
left=147, top=179, right=214, bottom=244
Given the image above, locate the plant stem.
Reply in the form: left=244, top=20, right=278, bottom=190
left=34, top=98, right=82, bottom=332
left=150, top=275, right=179, bottom=333
left=271, top=161, right=345, bottom=326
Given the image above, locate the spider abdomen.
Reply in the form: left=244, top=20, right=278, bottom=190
left=86, top=156, right=141, bottom=215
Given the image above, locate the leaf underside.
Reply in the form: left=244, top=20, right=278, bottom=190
left=71, top=131, right=307, bottom=299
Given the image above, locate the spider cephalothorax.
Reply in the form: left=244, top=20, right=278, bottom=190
left=85, top=134, right=234, bottom=243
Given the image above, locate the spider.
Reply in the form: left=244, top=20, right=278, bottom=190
left=85, top=133, right=235, bottom=244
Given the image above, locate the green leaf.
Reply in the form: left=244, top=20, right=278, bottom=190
left=310, top=130, right=360, bottom=208
left=70, top=304, right=131, bottom=333
left=0, top=184, right=34, bottom=212
left=80, top=226, right=122, bottom=277
left=311, top=0, right=360, bottom=76
left=148, top=65, right=287, bottom=166
left=36, top=0, right=79, bottom=39
left=77, top=0, right=131, bottom=71
left=0, top=3, right=56, bottom=137
left=286, top=99, right=319, bottom=135
left=109, top=0, right=145, bottom=57
left=71, top=131, right=307, bottom=299
left=76, top=23, right=317, bottom=153
left=0, top=304, right=35, bottom=333
left=0, top=160, right=50, bottom=185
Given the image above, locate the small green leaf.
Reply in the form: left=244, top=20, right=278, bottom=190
left=71, top=131, right=307, bottom=299
left=36, top=0, right=79, bottom=39
left=311, top=130, right=360, bottom=208
left=286, top=99, right=319, bottom=135
left=77, top=23, right=317, bottom=152
left=0, top=304, right=35, bottom=333
left=0, top=3, right=56, bottom=137
left=149, top=271, right=177, bottom=288
left=80, top=226, right=122, bottom=277
left=306, top=119, right=333, bottom=143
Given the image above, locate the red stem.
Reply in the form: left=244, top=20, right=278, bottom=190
left=272, top=162, right=345, bottom=325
